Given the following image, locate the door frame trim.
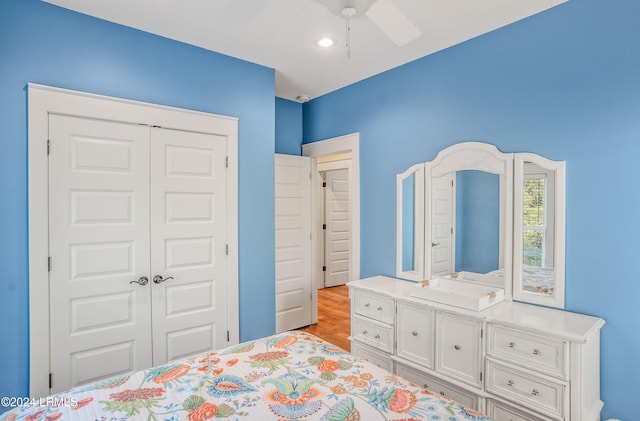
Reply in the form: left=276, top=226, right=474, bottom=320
left=28, top=83, right=239, bottom=397
left=303, top=134, right=360, bottom=323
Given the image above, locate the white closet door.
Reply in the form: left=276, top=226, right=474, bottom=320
left=150, top=128, right=228, bottom=363
left=48, top=115, right=152, bottom=393
left=431, top=173, right=455, bottom=276
left=324, top=168, right=351, bottom=287
left=274, top=154, right=312, bottom=332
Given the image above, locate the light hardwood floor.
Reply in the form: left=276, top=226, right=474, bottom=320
left=298, top=285, right=351, bottom=351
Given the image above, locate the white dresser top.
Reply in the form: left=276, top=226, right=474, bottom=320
left=348, top=276, right=605, bottom=343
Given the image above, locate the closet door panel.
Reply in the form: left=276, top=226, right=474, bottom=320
left=48, top=115, right=152, bottom=393
left=150, top=128, right=228, bottom=363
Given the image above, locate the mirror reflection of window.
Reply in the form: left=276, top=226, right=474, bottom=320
left=522, top=162, right=555, bottom=296
left=523, top=176, right=546, bottom=266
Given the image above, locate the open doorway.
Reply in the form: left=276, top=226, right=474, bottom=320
left=303, top=133, right=360, bottom=325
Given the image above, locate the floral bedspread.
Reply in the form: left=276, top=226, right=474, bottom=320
left=2, top=331, right=492, bottom=420
left=522, top=266, right=555, bottom=295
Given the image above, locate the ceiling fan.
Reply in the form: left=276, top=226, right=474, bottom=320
left=316, top=0, right=421, bottom=56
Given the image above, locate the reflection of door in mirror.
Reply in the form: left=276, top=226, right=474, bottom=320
left=454, top=170, right=500, bottom=274
left=522, top=162, right=555, bottom=295
left=401, top=173, right=416, bottom=272
left=431, top=173, right=454, bottom=275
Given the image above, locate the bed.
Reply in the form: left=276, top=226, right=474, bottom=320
left=2, top=331, right=492, bottom=420
left=484, top=266, right=555, bottom=295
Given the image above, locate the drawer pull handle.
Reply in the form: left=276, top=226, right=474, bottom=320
left=422, top=383, right=429, bottom=389
left=362, top=330, right=368, bottom=335
left=439, top=391, right=445, bottom=396
left=364, top=303, right=370, bottom=307
left=412, top=331, right=418, bottom=336
left=377, top=306, right=383, bottom=311
left=508, top=342, right=516, bottom=348
left=507, top=379, right=515, bottom=387
left=533, top=348, right=540, bottom=355
left=454, top=344, right=461, bottom=350
left=532, top=389, right=540, bottom=396
left=374, top=334, right=380, bottom=339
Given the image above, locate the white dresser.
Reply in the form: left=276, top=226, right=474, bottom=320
left=348, top=276, right=605, bottom=421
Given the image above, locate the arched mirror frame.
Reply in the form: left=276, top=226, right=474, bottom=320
left=424, top=142, right=513, bottom=300
left=513, top=153, right=566, bottom=308
left=396, top=163, right=425, bottom=282
left=396, top=142, right=566, bottom=308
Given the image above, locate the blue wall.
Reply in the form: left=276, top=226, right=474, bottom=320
left=275, top=97, right=304, bottom=155
left=303, top=0, right=640, bottom=418
left=455, top=171, right=500, bottom=274
left=0, top=0, right=275, bottom=409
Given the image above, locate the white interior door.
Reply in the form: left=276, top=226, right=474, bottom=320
left=275, top=154, right=312, bottom=332
left=150, top=128, right=228, bottom=362
left=49, top=115, right=153, bottom=392
left=323, top=167, right=351, bottom=287
left=431, top=172, right=455, bottom=276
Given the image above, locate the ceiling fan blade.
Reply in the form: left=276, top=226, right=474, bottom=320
left=366, top=0, right=421, bottom=46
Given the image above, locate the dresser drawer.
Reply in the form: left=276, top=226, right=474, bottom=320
left=351, top=342, right=393, bottom=371
left=435, top=312, right=483, bottom=388
left=486, top=359, right=567, bottom=419
left=395, top=362, right=482, bottom=411
left=486, top=399, right=553, bottom=421
left=488, top=324, right=568, bottom=379
left=353, top=289, right=394, bottom=323
left=396, top=301, right=435, bottom=368
left=351, top=314, right=394, bottom=353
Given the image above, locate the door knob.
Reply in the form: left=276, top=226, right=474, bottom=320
left=153, top=275, right=174, bottom=284
left=431, top=242, right=440, bottom=247
left=130, top=276, right=149, bottom=286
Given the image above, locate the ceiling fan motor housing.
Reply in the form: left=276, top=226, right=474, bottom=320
left=319, top=0, right=377, bottom=18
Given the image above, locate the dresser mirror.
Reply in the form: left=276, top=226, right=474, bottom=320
left=396, top=163, right=424, bottom=282
left=425, top=142, right=513, bottom=295
left=396, top=142, right=566, bottom=308
left=513, top=153, right=566, bottom=308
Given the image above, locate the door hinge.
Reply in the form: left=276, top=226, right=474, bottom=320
left=322, top=182, right=326, bottom=188
left=49, top=373, right=52, bottom=389
left=225, top=244, right=229, bottom=255
left=322, top=266, right=326, bottom=272
left=225, top=156, right=229, bottom=168
left=451, top=227, right=453, bottom=234
left=322, top=224, right=327, bottom=230
left=47, top=139, right=51, bottom=155
left=480, top=329, right=483, bottom=339
left=48, top=256, right=51, bottom=272
left=226, top=330, right=230, bottom=342
left=480, top=372, right=483, bottom=381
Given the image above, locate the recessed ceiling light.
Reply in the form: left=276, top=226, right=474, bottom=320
left=317, top=37, right=335, bottom=47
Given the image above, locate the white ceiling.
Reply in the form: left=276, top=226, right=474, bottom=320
left=43, top=0, right=566, bottom=102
